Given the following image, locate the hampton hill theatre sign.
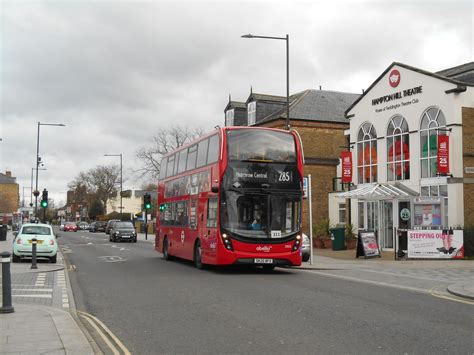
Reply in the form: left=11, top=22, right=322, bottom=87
left=371, top=70, right=423, bottom=113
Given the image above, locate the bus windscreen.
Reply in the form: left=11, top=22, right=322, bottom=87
left=227, top=130, right=296, bottom=163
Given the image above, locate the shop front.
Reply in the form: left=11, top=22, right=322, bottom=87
left=339, top=182, right=418, bottom=250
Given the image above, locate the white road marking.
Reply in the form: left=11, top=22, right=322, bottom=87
left=98, top=256, right=127, bottom=263
left=13, top=294, right=52, bottom=298
left=12, top=288, right=53, bottom=292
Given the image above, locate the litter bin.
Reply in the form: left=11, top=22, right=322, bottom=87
left=330, top=227, right=346, bottom=251
left=0, top=225, right=7, bottom=241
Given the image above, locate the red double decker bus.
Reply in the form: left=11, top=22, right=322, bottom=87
left=155, top=127, right=304, bottom=269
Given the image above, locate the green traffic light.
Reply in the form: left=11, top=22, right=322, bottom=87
left=145, top=203, right=152, bottom=210
left=41, top=201, right=48, bottom=208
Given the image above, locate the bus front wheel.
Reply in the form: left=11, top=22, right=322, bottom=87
left=194, top=240, right=205, bottom=269
left=163, top=237, right=172, bottom=260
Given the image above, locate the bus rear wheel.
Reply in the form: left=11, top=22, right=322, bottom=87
left=194, top=240, right=205, bottom=269
left=163, top=237, right=172, bottom=260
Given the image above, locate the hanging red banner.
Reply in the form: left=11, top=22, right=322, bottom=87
left=341, top=151, right=352, bottom=183
left=437, top=135, right=449, bottom=175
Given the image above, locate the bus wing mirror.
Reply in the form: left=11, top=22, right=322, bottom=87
left=211, top=186, right=219, bottom=193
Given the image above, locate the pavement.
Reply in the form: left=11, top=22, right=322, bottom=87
left=0, top=230, right=96, bottom=355
left=301, top=247, right=474, bottom=301
left=1, top=229, right=472, bottom=354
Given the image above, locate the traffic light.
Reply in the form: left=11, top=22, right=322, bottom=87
left=41, top=189, right=48, bottom=208
left=144, top=193, right=152, bottom=210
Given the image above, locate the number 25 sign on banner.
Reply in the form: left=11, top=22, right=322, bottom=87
left=437, top=135, right=449, bottom=175
left=341, top=151, right=352, bottom=183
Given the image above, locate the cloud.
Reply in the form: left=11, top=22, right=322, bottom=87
left=0, top=0, right=472, bottom=205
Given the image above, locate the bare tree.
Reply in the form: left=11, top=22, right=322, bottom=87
left=136, top=125, right=205, bottom=180
left=69, top=165, right=121, bottom=212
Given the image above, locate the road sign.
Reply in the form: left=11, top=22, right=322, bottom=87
left=303, top=177, right=308, bottom=199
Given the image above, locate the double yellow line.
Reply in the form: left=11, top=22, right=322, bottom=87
left=78, top=311, right=131, bottom=355
left=429, top=287, right=474, bottom=305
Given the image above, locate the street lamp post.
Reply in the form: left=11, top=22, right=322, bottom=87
left=31, top=167, right=46, bottom=207
left=35, top=122, right=65, bottom=216
left=241, top=33, right=290, bottom=130
left=104, top=154, right=123, bottom=213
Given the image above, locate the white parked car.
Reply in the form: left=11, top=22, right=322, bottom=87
left=12, top=223, right=59, bottom=263
left=301, top=233, right=310, bottom=262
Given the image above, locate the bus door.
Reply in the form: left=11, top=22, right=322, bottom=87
left=203, top=198, right=218, bottom=259
left=172, top=201, right=188, bottom=258
left=183, top=199, right=198, bottom=260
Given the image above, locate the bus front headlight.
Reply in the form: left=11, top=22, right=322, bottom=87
left=292, top=234, right=301, bottom=251
left=221, top=233, right=234, bottom=251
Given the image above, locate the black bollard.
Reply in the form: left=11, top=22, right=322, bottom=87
left=31, top=238, right=38, bottom=269
left=0, top=251, right=15, bottom=313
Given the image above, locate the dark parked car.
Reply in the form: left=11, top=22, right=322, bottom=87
left=109, top=221, right=137, bottom=243
left=89, top=221, right=107, bottom=233
left=77, top=222, right=89, bottom=230
left=105, top=219, right=121, bottom=234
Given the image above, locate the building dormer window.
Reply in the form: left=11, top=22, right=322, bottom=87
left=247, top=101, right=256, bottom=125
left=225, top=109, right=234, bottom=126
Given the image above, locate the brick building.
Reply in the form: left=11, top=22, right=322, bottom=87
left=225, top=89, right=360, bottom=232
left=0, top=171, right=19, bottom=223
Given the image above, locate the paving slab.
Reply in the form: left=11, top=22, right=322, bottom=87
left=0, top=304, right=94, bottom=355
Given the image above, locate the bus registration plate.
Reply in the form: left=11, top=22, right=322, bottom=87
left=254, top=258, right=273, bottom=264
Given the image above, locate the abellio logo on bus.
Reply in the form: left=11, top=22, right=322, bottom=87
left=389, top=69, right=401, bottom=88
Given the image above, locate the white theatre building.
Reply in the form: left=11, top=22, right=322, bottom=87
left=330, top=62, right=474, bottom=250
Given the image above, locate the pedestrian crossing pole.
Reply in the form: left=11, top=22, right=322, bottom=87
left=145, top=211, right=148, bottom=241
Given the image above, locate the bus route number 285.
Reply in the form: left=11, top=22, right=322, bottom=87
left=278, top=171, right=292, bottom=182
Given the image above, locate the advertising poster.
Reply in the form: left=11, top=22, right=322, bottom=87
left=407, top=230, right=464, bottom=259
left=341, top=151, right=352, bottom=183
left=359, top=232, right=380, bottom=258
left=437, top=135, right=449, bottom=175
left=414, top=204, right=441, bottom=227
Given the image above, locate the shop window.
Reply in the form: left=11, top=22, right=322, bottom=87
left=357, top=122, right=378, bottom=183
left=367, top=201, right=378, bottom=231
left=386, top=115, right=410, bottom=181
left=420, top=107, right=447, bottom=178
left=420, top=184, right=448, bottom=227
left=358, top=201, right=365, bottom=229
left=338, top=203, right=346, bottom=223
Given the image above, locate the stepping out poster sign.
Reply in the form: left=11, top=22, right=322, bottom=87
left=357, top=232, right=381, bottom=258
left=407, top=230, right=464, bottom=259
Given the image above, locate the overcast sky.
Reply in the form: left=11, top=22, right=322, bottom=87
left=0, top=0, right=472, bottom=207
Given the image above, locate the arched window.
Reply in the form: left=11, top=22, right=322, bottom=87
left=387, top=115, right=410, bottom=181
left=357, top=122, right=377, bottom=183
left=420, top=107, right=446, bottom=178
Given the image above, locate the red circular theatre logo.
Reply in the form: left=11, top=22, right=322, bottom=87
left=389, top=69, right=401, bottom=88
